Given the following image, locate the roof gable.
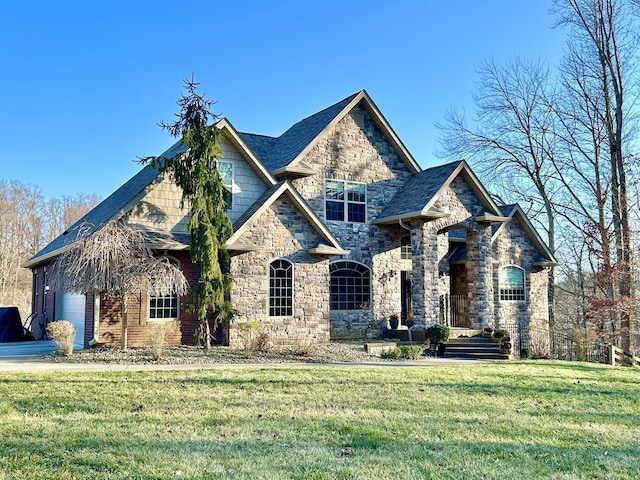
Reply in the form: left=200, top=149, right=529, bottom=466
left=374, top=160, right=502, bottom=224
left=493, top=204, right=559, bottom=266
left=239, top=90, right=420, bottom=176
left=228, top=181, right=348, bottom=255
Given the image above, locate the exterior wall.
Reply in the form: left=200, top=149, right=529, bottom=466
left=28, top=264, right=55, bottom=340
left=291, top=106, right=414, bottom=338
left=229, top=195, right=331, bottom=347
left=125, top=138, right=268, bottom=231
left=409, top=175, right=491, bottom=331
left=492, top=218, right=549, bottom=330
left=218, top=138, right=269, bottom=224
left=94, top=250, right=201, bottom=348
left=125, top=178, right=190, bottom=234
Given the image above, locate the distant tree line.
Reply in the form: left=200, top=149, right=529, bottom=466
left=0, top=179, right=100, bottom=320
left=438, top=0, right=639, bottom=353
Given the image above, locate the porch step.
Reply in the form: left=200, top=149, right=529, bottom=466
left=444, top=335, right=510, bottom=361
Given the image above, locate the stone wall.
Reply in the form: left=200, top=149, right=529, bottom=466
left=229, top=195, right=331, bottom=347
left=291, top=106, right=414, bottom=338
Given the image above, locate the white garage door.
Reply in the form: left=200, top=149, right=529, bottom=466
left=61, top=293, right=86, bottom=350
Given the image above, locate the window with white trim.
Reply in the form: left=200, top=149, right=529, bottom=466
left=269, top=259, right=293, bottom=317
left=148, top=257, right=181, bottom=320
left=499, top=266, right=525, bottom=301
left=325, top=180, right=366, bottom=223
left=330, top=261, right=371, bottom=310
left=217, top=161, right=233, bottom=210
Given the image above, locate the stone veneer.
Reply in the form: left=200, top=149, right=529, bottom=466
left=229, top=195, right=331, bottom=347
left=291, top=106, right=414, bottom=338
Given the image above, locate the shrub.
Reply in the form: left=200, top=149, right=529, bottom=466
left=571, top=327, right=597, bottom=362
left=148, top=321, right=175, bottom=362
left=236, top=321, right=269, bottom=359
left=399, top=345, right=423, bottom=359
left=426, top=324, right=450, bottom=345
left=520, top=347, right=531, bottom=359
left=380, top=347, right=401, bottom=359
left=290, top=337, right=315, bottom=357
left=46, top=320, right=76, bottom=356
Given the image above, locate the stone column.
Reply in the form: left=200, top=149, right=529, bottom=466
left=411, top=221, right=439, bottom=330
left=466, top=223, right=494, bottom=328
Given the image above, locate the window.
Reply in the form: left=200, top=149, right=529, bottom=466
left=401, top=236, right=412, bottom=260
left=325, top=180, right=366, bottom=223
left=149, top=258, right=180, bottom=320
left=269, top=259, right=293, bottom=317
left=499, top=266, right=525, bottom=301
left=330, top=261, right=371, bottom=310
left=217, top=161, right=233, bottom=210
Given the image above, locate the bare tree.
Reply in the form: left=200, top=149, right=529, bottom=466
left=52, top=221, right=189, bottom=350
left=554, top=0, right=638, bottom=351
left=437, top=57, right=560, bottom=325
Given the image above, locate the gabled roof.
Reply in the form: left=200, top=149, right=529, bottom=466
left=493, top=204, right=559, bottom=266
left=239, top=90, right=420, bottom=176
left=227, top=181, right=348, bottom=256
left=374, top=160, right=502, bottom=225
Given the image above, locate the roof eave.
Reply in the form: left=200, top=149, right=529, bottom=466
left=475, top=214, right=511, bottom=224
left=308, top=245, right=351, bottom=256
left=272, top=165, right=317, bottom=179
left=372, top=210, right=450, bottom=226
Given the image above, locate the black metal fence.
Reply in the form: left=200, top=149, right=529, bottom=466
left=498, top=322, right=609, bottom=364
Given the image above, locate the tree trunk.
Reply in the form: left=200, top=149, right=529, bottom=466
left=121, top=294, right=128, bottom=351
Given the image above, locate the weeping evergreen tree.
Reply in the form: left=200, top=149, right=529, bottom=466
left=142, top=76, right=233, bottom=349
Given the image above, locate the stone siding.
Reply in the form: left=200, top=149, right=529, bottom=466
left=229, top=195, right=330, bottom=347
left=291, top=106, right=414, bottom=338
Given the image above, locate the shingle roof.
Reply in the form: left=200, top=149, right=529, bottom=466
left=23, top=141, right=187, bottom=267
left=239, top=93, right=359, bottom=171
left=376, top=161, right=463, bottom=220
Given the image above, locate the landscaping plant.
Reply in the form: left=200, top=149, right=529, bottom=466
left=46, top=320, right=76, bottom=356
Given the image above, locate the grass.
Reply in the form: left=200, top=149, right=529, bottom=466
left=0, top=361, right=638, bottom=479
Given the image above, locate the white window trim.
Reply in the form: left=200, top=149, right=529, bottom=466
left=324, top=179, right=367, bottom=224
left=147, top=256, right=181, bottom=321
left=217, top=160, right=234, bottom=210
left=498, top=265, right=527, bottom=302
left=268, top=258, right=295, bottom=318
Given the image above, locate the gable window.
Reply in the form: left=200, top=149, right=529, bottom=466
left=269, top=259, right=293, bottom=317
left=149, top=257, right=180, bottom=320
left=325, top=180, right=366, bottom=223
left=330, top=261, right=371, bottom=310
left=217, top=161, right=233, bottom=210
left=401, top=236, right=412, bottom=260
left=499, top=266, right=525, bottom=301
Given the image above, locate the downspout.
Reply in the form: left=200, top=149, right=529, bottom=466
left=399, top=218, right=411, bottom=232
left=89, top=294, right=100, bottom=346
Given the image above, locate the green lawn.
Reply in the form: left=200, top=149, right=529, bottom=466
left=0, top=361, right=638, bottom=479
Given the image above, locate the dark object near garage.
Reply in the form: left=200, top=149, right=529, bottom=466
left=0, top=307, right=29, bottom=342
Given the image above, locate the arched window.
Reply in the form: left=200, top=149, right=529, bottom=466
left=499, top=266, right=525, bottom=301
left=149, top=257, right=181, bottom=320
left=330, top=261, right=371, bottom=310
left=269, top=259, right=293, bottom=317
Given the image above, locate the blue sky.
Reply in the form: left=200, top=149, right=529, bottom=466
left=1, top=1, right=566, bottom=199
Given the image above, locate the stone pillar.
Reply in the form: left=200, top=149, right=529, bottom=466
left=411, top=221, right=439, bottom=330
left=467, top=224, right=494, bottom=328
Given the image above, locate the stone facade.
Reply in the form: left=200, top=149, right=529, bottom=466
left=291, top=107, right=413, bottom=338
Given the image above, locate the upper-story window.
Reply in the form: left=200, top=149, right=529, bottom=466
left=401, top=236, right=412, bottom=260
left=217, top=161, right=233, bottom=210
left=499, top=265, right=526, bottom=301
left=325, top=180, right=366, bottom=223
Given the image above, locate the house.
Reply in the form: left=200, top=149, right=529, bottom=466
left=24, top=90, right=558, bottom=350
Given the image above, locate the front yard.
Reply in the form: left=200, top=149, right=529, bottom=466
left=0, top=361, right=638, bottom=479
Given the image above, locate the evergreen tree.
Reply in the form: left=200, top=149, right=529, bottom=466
left=143, top=76, right=233, bottom=349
